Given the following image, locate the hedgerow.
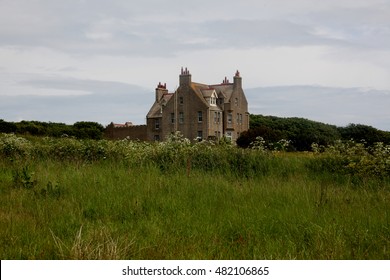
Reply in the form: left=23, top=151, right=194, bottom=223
left=2, top=133, right=390, bottom=180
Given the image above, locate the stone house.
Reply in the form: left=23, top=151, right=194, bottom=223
left=146, top=68, right=249, bottom=142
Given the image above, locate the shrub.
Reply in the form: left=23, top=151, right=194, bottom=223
left=309, top=140, right=390, bottom=179
left=0, top=133, right=33, bottom=159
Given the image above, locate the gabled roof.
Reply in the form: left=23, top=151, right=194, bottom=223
left=200, top=89, right=216, bottom=98
left=189, top=81, right=235, bottom=107
left=146, top=93, right=173, bottom=118
left=212, top=84, right=234, bottom=102
left=190, top=83, right=211, bottom=107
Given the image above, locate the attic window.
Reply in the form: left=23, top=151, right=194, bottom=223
left=210, top=97, right=216, bottom=105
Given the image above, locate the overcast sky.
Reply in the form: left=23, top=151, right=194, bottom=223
left=1, top=0, right=390, bottom=130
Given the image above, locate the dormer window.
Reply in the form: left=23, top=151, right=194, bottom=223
left=209, top=91, right=218, bottom=106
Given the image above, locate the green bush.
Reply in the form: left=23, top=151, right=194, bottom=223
left=309, top=140, right=390, bottom=180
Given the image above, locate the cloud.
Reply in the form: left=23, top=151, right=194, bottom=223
left=247, top=85, right=390, bottom=130
left=0, top=77, right=152, bottom=125
left=1, top=0, right=388, bottom=57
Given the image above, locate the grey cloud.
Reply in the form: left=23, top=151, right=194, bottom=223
left=195, top=20, right=345, bottom=48
left=1, top=78, right=153, bottom=125
left=21, top=78, right=146, bottom=97
left=296, top=5, right=390, bottom=50
left=1, top=0, right=387, bottom=57
left=0, top=2, right=357, bottom=57
left=247, top=86, right=390, bottom=130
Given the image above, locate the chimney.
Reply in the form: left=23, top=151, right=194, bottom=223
left=233, top=70, right=242, bottom=89
left=179, top=67, right=192, bottom=86
left=155, top=82, right=168, bottom=102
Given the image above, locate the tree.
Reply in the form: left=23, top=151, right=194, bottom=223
left=0, top=119, right=17, bottom=133
left=247, top=114, right=340, bottom=151
left=338, top=124, right=390, bottom=146
left=73, top=122, right=105, bottom=139
left=237, top=125, right=285, bottom=149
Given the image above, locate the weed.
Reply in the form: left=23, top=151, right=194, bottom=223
left=38, top=181, right=63, bottom=199
left=12, top=166, right=36, bottom=189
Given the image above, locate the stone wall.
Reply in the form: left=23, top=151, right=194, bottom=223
left=105, top=123, right=147, bottom=140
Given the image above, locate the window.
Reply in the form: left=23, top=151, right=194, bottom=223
left=210, top=97, right=216, bottom=105
left=179, top=112, right=184, bottom=124
left=179, top=96, right=183, bottom=104
left=228, top=113, right=233, bottom=124
left=235, top=98, right=238, bottom=106
left=197, top=131, right=203, bottom=140
left=171, top=113, right=175, bottom=124
left=155, top=119, right=160, bottom=129
left=217, top=112, right=221, bottom=123
left=154, top=135, right=160, bottom=141
left=214, top=112, right=217, bottom=123
left=226, top=132, right=232, bottom=141
left=198, top=111, right=203, bottom=122
left=240, top=114, right=243, bottom=124
left=237, top=113, right=240, bottom=124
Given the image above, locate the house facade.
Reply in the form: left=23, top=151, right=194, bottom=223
left=146, top=68, right=249, bottom=142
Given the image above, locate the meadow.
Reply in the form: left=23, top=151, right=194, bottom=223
left=0, top=133, right=389, bottom=259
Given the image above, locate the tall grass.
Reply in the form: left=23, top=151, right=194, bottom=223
left=0, top=133, right=389, bottom=259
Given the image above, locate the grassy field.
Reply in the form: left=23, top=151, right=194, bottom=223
left=0, top=133, right=389, bottom=259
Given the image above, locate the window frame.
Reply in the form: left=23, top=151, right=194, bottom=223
left=179, top=112, right=184, bottom=124
left=198, top=111, right=203, bottom=123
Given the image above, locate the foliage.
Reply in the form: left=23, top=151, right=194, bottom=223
left=0, top=135, right=389, bottom=259
left=337, top=123, right=390, bottom=146
left=0, top=133, right=33, bottom=160
left=243, top=114, right=390, bottom=151
left=0, top=119, right=17, bottom=133
left=73, top=122, right=105, bottom=140
left=0, top=120, right=104, bottom=139
left=309, top=140, right=390, bottom=180
left=12, top=166, right=36, bottom=189
left=246, top=114, right=341, bottom=151
left=236, top=125, right=285, bottom=149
